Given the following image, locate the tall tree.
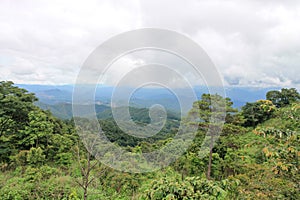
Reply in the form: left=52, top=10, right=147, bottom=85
left=187, top=94, right=237, bottom=179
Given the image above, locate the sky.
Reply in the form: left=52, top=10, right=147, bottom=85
left=0, top=0, right=300, bottom=89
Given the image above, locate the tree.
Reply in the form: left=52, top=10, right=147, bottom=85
left=74, top=130, right=102, bottom=200
left=187, top=94, right=237, bottom=179
left=241, top=100, right=276, bottom=127
left=266, top=90, right=282, bottom=107
left=20, top=110, right=55, bottom=149
left=266, top=88, right=300, bottom=108
left=0, top=81, right=38, bottom=162
left=75, top=147, right=98, bottom=200
left=0, top=81, right=37, bottom=135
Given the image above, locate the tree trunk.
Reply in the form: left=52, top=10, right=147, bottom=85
left=207, top=132, right=213, bottom=180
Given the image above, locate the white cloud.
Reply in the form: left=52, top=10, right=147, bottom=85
left=0, top=0, right=142, bottom=84
left=0, top=0, right=299, bottom=89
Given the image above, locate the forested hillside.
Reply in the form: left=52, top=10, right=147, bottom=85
left=0, top=81, right=299, bottom=199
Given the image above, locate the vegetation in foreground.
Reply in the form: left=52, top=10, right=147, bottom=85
left=0, top=81, right=299, bottom=199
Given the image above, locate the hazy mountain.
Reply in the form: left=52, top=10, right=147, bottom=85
left=20, top=84, right=281, bottom=117
left=35, top=102, right=111, bottom=119
left=36, top=101, right=181, bottom=122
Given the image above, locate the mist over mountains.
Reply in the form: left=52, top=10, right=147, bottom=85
left=18, top=84, right=280, bottom=119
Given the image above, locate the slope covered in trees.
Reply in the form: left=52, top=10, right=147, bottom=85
left=0, top=81, right=299, bottom=199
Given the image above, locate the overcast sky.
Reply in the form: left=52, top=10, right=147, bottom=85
left=0, top=0, right=299, bottom=88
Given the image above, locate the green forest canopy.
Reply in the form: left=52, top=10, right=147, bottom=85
left=0, top=81, right=299, bottom=199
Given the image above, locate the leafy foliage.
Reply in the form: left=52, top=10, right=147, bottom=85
left=0, top=82, right=299, bottom=199
left=266, top=88, right=300, bottom=108
left=241, top=99, right=276, bottom=127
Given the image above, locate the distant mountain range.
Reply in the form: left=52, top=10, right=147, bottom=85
left=18, top=84, right=281, bottom=119
left=35, top=102, right=110, bottom=119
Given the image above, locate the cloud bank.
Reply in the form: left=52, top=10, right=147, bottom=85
left=0, top=0, right=299, bottom=89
